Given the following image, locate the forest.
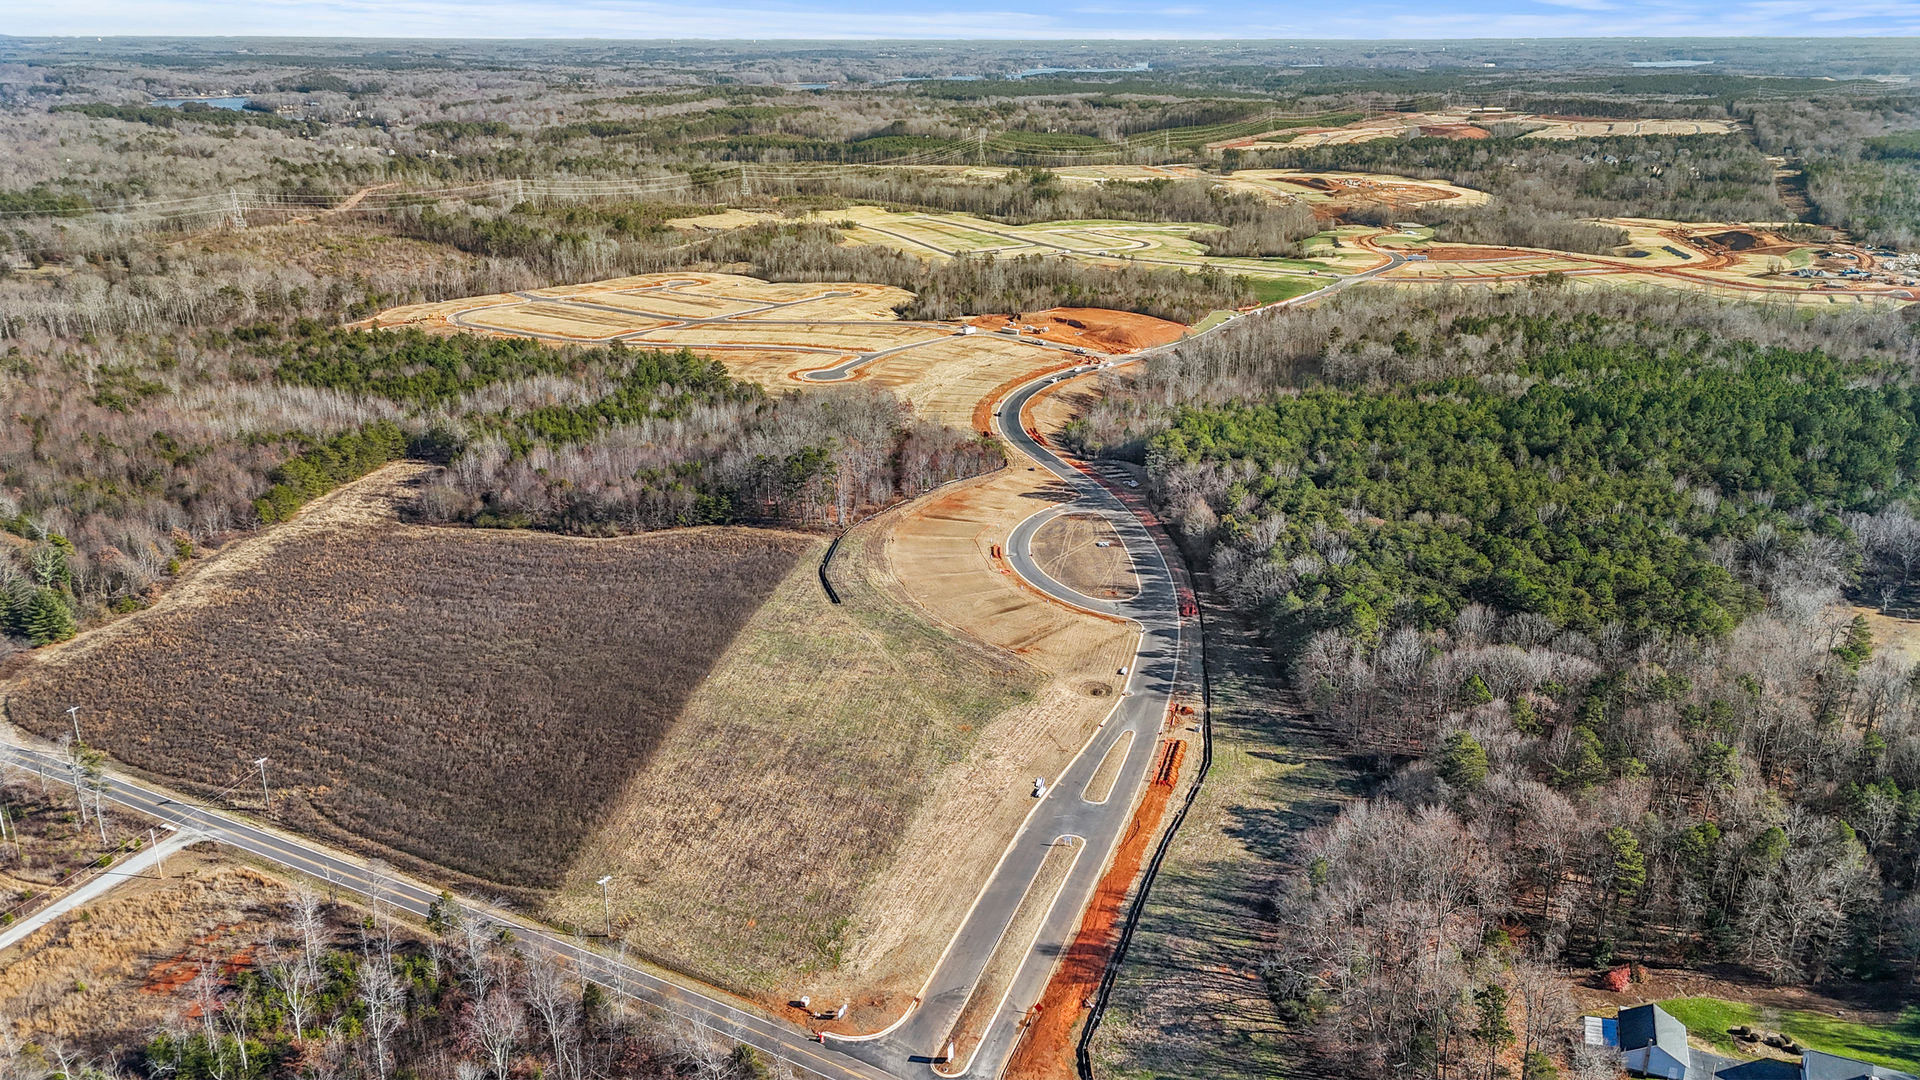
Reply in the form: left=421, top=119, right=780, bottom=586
left=7, top=39, right=1920, bottom=1078
left=0, top=306, right=1011, bottom=652
left=1067, top=283, right=1920, bottom=1076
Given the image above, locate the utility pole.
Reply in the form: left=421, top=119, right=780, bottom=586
left=66, top=706, right=81, bottom=746
left=596, top=875, right=613, bottom=937
left=253, top=757, right=271, bottom=812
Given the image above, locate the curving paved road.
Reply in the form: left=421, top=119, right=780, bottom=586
left=3, top=246, right=1406, bottom=1080
left=825, top=244, right=1407, bottom=1076
left=826, top=365, right=1182, bottom=1079
left=0, top=743, right=895, bottom=1080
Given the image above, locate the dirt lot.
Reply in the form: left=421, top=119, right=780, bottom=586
left=1, top=465, right=813, bottom=897
left=1032, top=513, right=1138, bottom=601
left=362, top=272, right=922, bottom=349
left=964, top=308, right=1186, bottom=354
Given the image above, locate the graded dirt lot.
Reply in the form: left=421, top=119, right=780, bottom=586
left=1032, top=512, right=1138, bottom=600
left=965, top=308, right=1185, bottom=354
left=1374, top=221, right=1917, bottom=305
left=1, top=465, right=814, bottom=896
left=1213, top=109, right=1740, bottom=149
left=363, top=272, right=927, bottom=350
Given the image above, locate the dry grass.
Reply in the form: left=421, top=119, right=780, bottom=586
left=0, top=783, right=154, bottom=932
left=1, top=466, right=813, bottom=895
left=1032, top=513, right=1138, bottom=601
left=0, top=846, right=282, bottom=1053
left=544, top=525, right=1039, bottom=996
left=944, top=835, right=1084, bottom=1070
left=1089, top=604, right=1357, bottom=1080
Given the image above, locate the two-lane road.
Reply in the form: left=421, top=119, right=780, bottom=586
left=0, top=743, right=896, bottom=1080
left=3, top=247, right=1401, bottom=1080
left=828, top=365, right=1183, bottom=1079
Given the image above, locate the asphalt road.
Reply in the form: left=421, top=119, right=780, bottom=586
left=0, top=743, right=896, bottom=1080
left=824, top=363, right=1182, bottom=1079
left=825, top=247, right=1407, bottom=1076
left=0, top=247, right=1405, bottom=1080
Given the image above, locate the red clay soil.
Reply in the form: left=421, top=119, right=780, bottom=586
left=971, top=357, right=1086, bottom=435
left=966, top=308, right=1186, bottom=354
left=1416, top=124, right=1490, bottom=140
left=1423, top=246, right=1540, bottom=261
left=1002, top=742, right=1184, bottom=1080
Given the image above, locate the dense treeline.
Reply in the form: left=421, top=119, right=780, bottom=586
left=422, top=376, right=1003, bottom=533
left=680, top=220, right=1252, bottom=323
left=1145, top=318, right=1919, bottom=645
left=0, top=314, right=1006, bottom=651
left=252, top=420, right=409, bottom=524
left=51, top=102, right=316, bottom=134
left=1068, top=285, right=1920, bottom=1076
left=1236, top=133, right=1783, bottom=224
left=1422, top=207, right=1630, bottom=256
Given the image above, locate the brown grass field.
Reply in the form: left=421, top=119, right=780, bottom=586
left=544, top=522, right=1041, bottom=996
left=0, top=846, right=285, bottom=1052
left=1, top=465, right=813, bottom=895
left=1032, top=513, right=1138, bottom=601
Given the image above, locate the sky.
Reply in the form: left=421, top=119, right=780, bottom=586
left=7, top=0, right=1920, bottom=39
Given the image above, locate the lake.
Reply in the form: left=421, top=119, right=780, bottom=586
left=149, top=97, right=252, bottom=110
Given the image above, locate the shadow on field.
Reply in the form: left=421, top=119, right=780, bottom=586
left=1, top=469, right=814, bottom=900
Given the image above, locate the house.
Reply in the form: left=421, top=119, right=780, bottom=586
left=1585, top=1006, right=1914, bottom=1080
left=1798, top=1050, right=1918, bottom=1080
left=1620, top=1004, right=1692, bottom=1080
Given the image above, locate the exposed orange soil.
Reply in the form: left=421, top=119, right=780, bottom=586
left=1003, top=740, right=1184, bottom=1080
left=1418, top=124, right=1490, bottom=139
left=141, top=925, right=256, bottom=999
left=1424, top=246, right=1545, bottom=261
left=965, top=308, right=1185, bottom=354
left=0, top=848, right=284, bottom=1049
left=971, top=358, right=1084, bottom=435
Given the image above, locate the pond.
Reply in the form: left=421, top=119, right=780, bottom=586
left=149, top=96, right=252, bottom=110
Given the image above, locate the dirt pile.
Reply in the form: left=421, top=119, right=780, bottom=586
left=965, top=308, right=1186, bottom=354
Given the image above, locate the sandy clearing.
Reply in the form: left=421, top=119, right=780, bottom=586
left=668, top=208, right=780, bottom=231
left=575, top=290, right=765, bottom=319
left=640, top=322, right=945, bottom=350
left=853, top=336, right=1070, bottom=428
left=463, top=303, right=674, bottom=339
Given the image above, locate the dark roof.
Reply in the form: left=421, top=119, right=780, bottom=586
left=1800, top=1050, right=1919, bottom=1080
left=1620, top=1004, right=1690, bottom=1056
left=1713, top=1059, right=1797, bottom=1080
